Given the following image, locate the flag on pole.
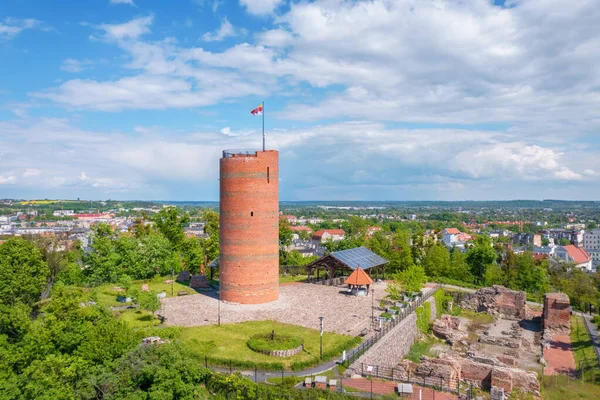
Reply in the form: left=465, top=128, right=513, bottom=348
left=250, top=104, right=263, bottom=115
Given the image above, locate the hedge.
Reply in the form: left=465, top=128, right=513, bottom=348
left=247, top=333, right=304, bottom=353
left=205, top=371, right=357, bottom=399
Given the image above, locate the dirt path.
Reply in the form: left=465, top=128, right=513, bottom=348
left=544, top=334, right=576, bottom=375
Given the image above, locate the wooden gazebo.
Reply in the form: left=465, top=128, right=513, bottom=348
left=305, top=246, right=388, bottom=285
left=345, top=266, right=373, bottom=295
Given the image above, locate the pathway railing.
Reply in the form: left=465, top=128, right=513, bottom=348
left=343, top=284, right=441, bottom=368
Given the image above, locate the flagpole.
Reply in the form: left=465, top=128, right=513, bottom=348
left=262, top=101, right=265, bottom=151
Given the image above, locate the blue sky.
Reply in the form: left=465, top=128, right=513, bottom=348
left=1, top=0, right=599, bottom=201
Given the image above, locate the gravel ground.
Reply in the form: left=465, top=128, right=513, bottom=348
left=161, top=281, right=390, bottom=336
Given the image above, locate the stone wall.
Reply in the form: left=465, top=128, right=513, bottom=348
left=456, top=286, right=526, bottom=320
left=267, top=344, right=304, bottom=357
left=542, top=293, right=570, bottom=336
left=426, top=297, right=437, bottom=322
left=349, top=313, right=418, bottom=372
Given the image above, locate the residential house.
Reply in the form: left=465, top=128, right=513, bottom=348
left=554, top=245, right=592, bottom=271
left=441, top=228, right=473, bottom=251
left=513, top=233, right=542, bottom=247
left=312, top=229, right=345, bottom=243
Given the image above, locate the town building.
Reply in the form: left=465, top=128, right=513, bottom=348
left=554, top=245, right=592, bottom=271
left=583, top=228, right=600, bottom=267
left=312, top=229, right=345, bottom=243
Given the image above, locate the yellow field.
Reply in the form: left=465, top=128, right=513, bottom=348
left=19, top=200, right=60, bottom=205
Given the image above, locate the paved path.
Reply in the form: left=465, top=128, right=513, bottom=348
left=543, top=334, right=576, bottom=376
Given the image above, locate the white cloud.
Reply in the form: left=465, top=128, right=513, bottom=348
left=220, top=127, right=255, bottom=136
left=0, top=18, right=42, bottom=40
left=97, top=15, right=153, bottom=40
left=60, top=58, right=93, bottom=73
left=239, top=0, right=283, bottom=15
left=256, top=29, right=293, bottom=47
left=1, top=117, right=599, bottom=200
left=110, top=0, right=135, bottom=5
left=202, top=19, right=236, bottom=42
left=212, top=1, right=222, bottom=13
left=0, top=175, right=16, bottom=184
left=23, top=169, right=40, bottom=177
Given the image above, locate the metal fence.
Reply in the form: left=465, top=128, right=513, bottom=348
left=343, top=284, right=441, bottom=367
left=580, top=315, right=600, bottom=367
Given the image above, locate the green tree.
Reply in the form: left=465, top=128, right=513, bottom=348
left=393, top=264, right=426, bottom=293
left=484, top=264, right=504, bottom=286
left=138, top=233, right=173, bottom=278
left=448, top=249, right=473, bottom=283
left=466, top=235, right=497, bottom=283
left=541, top=237, right=550, bottom=246
left=153, top=207, right=190, bottom=251
left=279, top=217, right=293, bottom=248
left=559, top=238, right=571, bottom=246
left=422, top=244, right=450, bottom=278
left=515, top=252, right=548, bottom=295
left=138, top=290, right=161, bottom=316
left=199, top=210, right=219, bottom=271
left=0, top=238, right=50, bottom=307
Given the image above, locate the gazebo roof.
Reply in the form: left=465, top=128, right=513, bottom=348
left=330, top=247, right=388, bottom=270
left=305, top=246, right=388, bottom=272
left=344, top=267, right=373, bottom=286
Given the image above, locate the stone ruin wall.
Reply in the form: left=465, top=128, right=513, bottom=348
left=398, top=354, right=540, bottom=395
left=454, top=285, right=527, bottom=320
left=542, top=293, right=570, bottom=337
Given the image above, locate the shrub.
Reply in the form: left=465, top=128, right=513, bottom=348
left=416, top=302, right=431, bottom=333
left=247, top=332, right=304, bottom=354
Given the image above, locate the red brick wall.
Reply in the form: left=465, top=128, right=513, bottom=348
left=219, top=150, right=279, bottom=304
left=542, top=293, right=570, bottom=332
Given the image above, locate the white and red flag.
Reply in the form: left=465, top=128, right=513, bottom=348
left=250, top=104, right=263, bottom=115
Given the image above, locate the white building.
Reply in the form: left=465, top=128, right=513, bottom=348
left=53, top=210, right=75, bottom=216
left=584, top=228, right=600, bottom=266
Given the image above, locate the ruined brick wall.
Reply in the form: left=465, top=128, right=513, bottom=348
left=457, top=286, right=526, bottom=320
left=219, top=150, right=279, bottom=304
left=542, top=293, right=570, bottom=335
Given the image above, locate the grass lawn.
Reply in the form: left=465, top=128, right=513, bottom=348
left=459, top=309, right=494, bottom=325
left=404, top=336, right=437, bottom=363
left=93, top=275, right=198, bottom=308
left=279, top=274, right=308, bottom=284
left=540, top=373, right=600, bottom=400
left=116, top=309, right=161, bottom=329
left=178, top=320, right=360, bottom=371
left=570, top=315, right=599, bottom=369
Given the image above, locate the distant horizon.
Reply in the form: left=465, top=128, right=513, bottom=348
left=5, top=199, right=600, bottom=204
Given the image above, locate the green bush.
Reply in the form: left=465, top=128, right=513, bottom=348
left=433, top=289, right=454, bottom=319
left=416, top=302, right=431, bottom=333
left=206, top=371, right=356, bottom=399
left=247, top=332, right=304, bottom=353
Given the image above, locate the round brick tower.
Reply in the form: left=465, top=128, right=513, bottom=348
left=219, top=150, right=279, bottom=304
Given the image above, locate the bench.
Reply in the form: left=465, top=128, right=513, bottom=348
left=359, top=328, right=369, bottom=337
left=177, top=290, right=189, bottom=296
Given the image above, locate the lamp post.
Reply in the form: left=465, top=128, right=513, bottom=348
left=371, top=288, right=375, bottom=326
left=319, top=316, right=324, bottom=360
